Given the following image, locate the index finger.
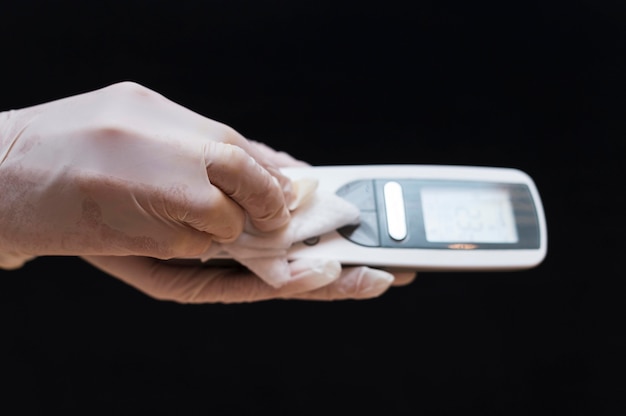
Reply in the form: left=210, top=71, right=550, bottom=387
left=203, top=141, right=290, bottom=232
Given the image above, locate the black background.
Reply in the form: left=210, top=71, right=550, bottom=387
left=1, top=1, right=624, bottom=414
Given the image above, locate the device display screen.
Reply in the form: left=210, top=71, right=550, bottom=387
left=420, top=187, right=519, bottom=243
left=336, top=178, right=541, bottom=249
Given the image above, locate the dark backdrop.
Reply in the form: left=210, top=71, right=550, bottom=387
left=1, top=1, right=624, bottom=414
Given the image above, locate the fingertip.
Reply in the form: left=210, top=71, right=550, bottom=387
left=354, top=267, right=395, bottom=298
left=279, top=258, right=342, bottom=294
left=248, top=168, right=293, bottom=232
left=287, top=265, right=395, bottom=301
left=288, top=178, right=318, bottom=211
left=290, top=258, right=342, bottom=281
left=396, top=273, right=417, bottom=286
left=204, top=141, right=290, bottom=233
left=387, top=269, right=418, bottom=286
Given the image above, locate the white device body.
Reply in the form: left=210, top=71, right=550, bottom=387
left=282, top=164, right=547, bottom=272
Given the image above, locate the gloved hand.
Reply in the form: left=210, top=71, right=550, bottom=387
left=0, top=81, right=292, bottom=268
left=82, top=174, right=417, bottom=303
left=198, top=178, right=360, bottom=288
left=1, top=81, right=416, bottom=302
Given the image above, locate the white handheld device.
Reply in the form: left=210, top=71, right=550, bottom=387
left=280, top=164, right=547, bottom=271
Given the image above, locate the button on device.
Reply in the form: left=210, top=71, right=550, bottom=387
left=336, top=180, right=381, bottom=246
left=336, top=179, right=376, bottom=211
left=338, top=211, right=380, bottom=247
left=383, top=181, right=407, bottom=241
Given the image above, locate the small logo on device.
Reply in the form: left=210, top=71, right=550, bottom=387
left=448, top=243, right=478, bottom=250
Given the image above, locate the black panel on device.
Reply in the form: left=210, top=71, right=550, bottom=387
left=336, top=179, right=541, bottom=250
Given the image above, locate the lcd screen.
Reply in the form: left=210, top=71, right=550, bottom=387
left=421, top=187, right=518, bottom=243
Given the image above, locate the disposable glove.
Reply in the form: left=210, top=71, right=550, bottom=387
left=81, top=254, right=414, bottom=303
left=81, top=155, right=416, bottom=303
left=1, top=80, right=416, bottom=302
left=198, top=178, right=360, bottom=288
left=0, top=81, right=292, bottom=268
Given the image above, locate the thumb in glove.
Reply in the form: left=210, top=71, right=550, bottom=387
left=199, top=178, right=361, bottom=288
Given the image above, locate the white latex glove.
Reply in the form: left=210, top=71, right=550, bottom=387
left=1, top=81, right=416, bottom=303
left=198, top=178, right=361, bottom=288
left=81, top=156, right=416, bottom=303
left=81, top=254, right=413, bottom=303
left=0, top=81, right=292, bottom=268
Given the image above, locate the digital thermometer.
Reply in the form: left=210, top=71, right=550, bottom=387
left=281, top=164, right=547, bottom=271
